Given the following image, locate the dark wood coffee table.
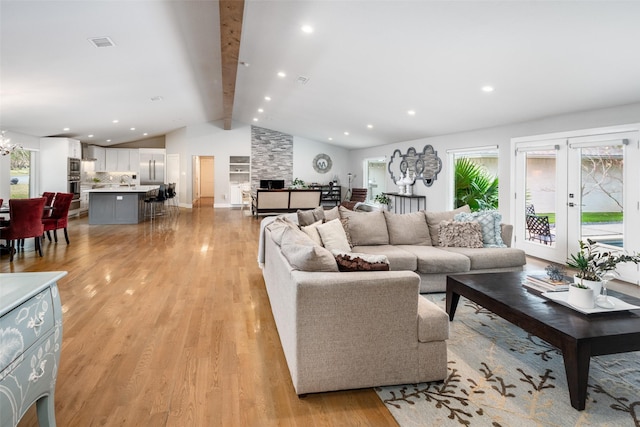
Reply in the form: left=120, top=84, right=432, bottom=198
left=446, top=272, right=640, bottom=410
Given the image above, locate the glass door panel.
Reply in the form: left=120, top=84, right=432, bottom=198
left=514, top=139, right=567, bottom=263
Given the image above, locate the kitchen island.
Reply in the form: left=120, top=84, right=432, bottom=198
left=85, top=186, right=158, bottom=224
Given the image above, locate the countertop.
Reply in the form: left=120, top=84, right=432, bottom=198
left=84, top=185, right=158, bottom=193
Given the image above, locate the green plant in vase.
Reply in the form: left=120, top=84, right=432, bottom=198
left=567, top=239, right=640, bottom=288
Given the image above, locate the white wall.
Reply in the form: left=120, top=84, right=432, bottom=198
left=348, top=102, right=640, bottom=224
left=293, top=136, right=350, bottom=187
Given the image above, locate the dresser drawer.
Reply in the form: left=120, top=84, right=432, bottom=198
left=0, top=329, right=59, bottom=427
left=0, top=289, right=55, bottom=373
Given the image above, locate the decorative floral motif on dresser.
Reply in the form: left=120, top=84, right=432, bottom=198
left=0, top=282, right=63, bottom=427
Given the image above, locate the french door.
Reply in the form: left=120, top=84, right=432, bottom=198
left=514, top=129, right=640, bottom=284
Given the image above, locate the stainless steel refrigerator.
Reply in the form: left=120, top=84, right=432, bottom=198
left=139, top=151, right=165, bottom=185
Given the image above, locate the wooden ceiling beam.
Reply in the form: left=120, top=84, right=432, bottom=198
left=219, top=0, right=245, bottom=130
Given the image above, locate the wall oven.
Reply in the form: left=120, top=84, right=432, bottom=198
left=68, top=158, right=81, bottom=210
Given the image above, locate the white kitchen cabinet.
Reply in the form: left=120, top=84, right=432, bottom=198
left=68, top=139, right=81, bottom=158
left=230, top=183, right=243, bottom=205
left=90, top=146, right=106, bottom=172
left=129, top=149, right=139, bottom=176
left=105, top=148, right=135, bottom=172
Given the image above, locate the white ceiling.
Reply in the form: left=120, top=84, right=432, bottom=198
left=2, top=1, right=640, bottom=149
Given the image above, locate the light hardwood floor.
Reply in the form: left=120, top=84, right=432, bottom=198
left=6, top=208, right=639, bottom=426
left=7, top=207, right=397, bottom=427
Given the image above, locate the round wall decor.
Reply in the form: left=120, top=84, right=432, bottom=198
left=312, top=153, right=332, bottom=173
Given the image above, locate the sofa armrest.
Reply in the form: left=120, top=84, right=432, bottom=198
left=500, top=223, right=513, bottom=247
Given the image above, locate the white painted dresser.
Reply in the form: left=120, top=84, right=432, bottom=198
left=0, top=271, right=67, bottom=427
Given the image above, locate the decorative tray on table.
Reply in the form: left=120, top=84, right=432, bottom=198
left=541, top=291, right=640, bottom=315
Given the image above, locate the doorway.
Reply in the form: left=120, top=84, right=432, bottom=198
left=513, top=129, right=640, bottom=284
left=192, top=156, right=214, bottom=207
left=362, top=158, right=387, bottom=203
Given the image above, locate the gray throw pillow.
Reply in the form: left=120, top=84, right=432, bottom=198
left=338, top=206, right=389, bottom=246
left=383, top=210, right=431, bottom=246
left=297, top=206, right=325, bottom=226
left=280, top=227, right=338, bottom=272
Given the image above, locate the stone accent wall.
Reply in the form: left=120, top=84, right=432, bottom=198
left=251, top=126, right=293, bottom=189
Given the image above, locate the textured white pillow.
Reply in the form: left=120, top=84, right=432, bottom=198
left=316, top=219, right=352, bottom=252
left=454, top=210, right=506, bottom=248
left=300, top=220, right=323, bottom=246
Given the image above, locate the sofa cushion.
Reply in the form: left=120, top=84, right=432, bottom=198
left=316, top=219, right=351, bottom=252
left=339, top=206, right=389, bottom=245
left=300, top=220, right=323, bottom=246
left=331, top=250, right=390, bottom=272
left=351, top=245, right=417, bottom=272
left=454, top=210, right=506, bottom=248
left=280, top=227, right=338, bottom=272
left=266, top=216, right=299, bottom=246
left=418, top=296, right=449, bottom=342
left=425, top=205, right=471, bottom=246
left=438, top=220, right=484, bottom=248
left=383, top=210, right=431, bottom=246
left=440, top=247, right=527, bottom=270
left=324, top=206, right=340, bottom=221
left=297, top=206, right=325, bottom=226
left=396, top=245, right=471, bottom=274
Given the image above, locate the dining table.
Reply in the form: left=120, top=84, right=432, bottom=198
left=0, top=205, right=53, bottom=255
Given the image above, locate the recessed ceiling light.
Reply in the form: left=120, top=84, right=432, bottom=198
left=130, top=127, right=136, bottom=131
left=88, top=134, right=94, bottom=138
left=253, top=118, right=259, bottom=122
left=328, top=137, right=333, bottom=141
left=63, top=127, right=70, bottom=131
left=258, top=108, right=264, bottom=113
left=344, top=131, right=349, bottom=136
left=277, top=71, right=286, bottom=78
left=112, top=119, right=119, bottom=123
left=482, top=86, right=495, bottom=92
left=106, top=139, right=111, bottom=142
left=143, top=133, right=148, bottom=136
left=407, top=110, right=416, bottom=116
left=264, top=96, right=271, bottom=101
left=367, top=124, right=373, bottom=129
left=301, top=25, right=314, bottom=34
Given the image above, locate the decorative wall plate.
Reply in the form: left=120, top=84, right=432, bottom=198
left=313, top=153, right=332, bottom=173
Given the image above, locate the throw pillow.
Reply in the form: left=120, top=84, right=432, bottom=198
left=338, top=206, right=389, bottom=246
left=438, top=220, right=484, bottom=248
left=316, top=218, right=352, bottom=252
left=300, top=220, right=323, bottom=246
left=454, top=210, right=506, bottom=248
left=331, top=250, right=390, bottom=272
left=324, top=206, right=340, bottom=221
left=424, top=205, right=471, bottom=246
left=297, top=206, right=325, bottom=226
left=383, top=210, right=431, bottom=246
left=280, top=227, right=338, bottom=272
left=265, top=216, right=298, bottom=246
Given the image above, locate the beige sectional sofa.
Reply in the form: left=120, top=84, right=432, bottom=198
left=260, top=205, right=526, bottom=395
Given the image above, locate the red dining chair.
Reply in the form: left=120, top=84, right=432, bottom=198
left=0, top=197, right=46, bottom=262
left=42, top=192, right=56, bottom=218
left=42, top=192, right=74, bottom=244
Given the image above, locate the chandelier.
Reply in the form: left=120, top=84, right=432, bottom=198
left=0, top=130, right=22, bottom=156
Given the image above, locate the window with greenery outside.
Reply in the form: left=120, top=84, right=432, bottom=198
left=454, top=157, right=498, bottom=211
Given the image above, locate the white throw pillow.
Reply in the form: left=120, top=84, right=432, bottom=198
left=300, top=220, right=323, bottom=246
left=316, top=219, right=352, bottom=252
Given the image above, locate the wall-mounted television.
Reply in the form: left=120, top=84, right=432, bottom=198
left=260, top=179, right=285, bottom=190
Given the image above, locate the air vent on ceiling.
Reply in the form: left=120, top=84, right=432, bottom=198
left=89, top=37, right=115, bottom=48
left=296, top=75, right=310, bottom=85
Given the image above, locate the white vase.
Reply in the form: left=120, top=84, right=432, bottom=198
left=573, top=275, right=602, bottom=299
left=567, top=284, right=595, bottom=309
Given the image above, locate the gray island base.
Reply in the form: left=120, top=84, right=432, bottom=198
left=86, top=186, right=159, bottom=224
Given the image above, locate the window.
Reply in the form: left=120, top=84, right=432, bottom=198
left=448, top=147, right=499, bottom=211
left=10, top=148, right=34, bottom=199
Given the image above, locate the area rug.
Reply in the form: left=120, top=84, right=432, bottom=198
left=376, top=294, right=640, bottom=426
